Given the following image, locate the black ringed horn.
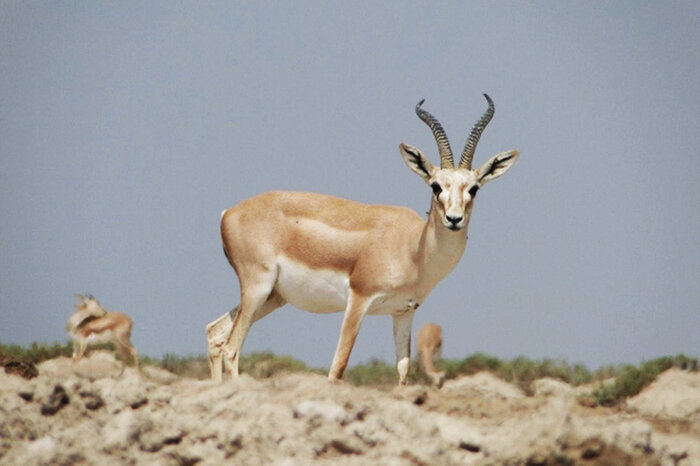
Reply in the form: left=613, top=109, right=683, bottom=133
left=415, top=99, right=454, bottom=168
left=460, top=93, right=495, bottom=169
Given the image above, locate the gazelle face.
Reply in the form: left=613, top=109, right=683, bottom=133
left=428, top=168, right=479, bottom=231
left=399, top=95, right=519, bottom=232
left=399, top=142, right=518, bottom=231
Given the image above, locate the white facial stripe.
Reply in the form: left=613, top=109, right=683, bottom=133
left=430, top=169, right=478, bottom=229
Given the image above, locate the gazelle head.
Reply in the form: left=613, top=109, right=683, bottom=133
left=73, top=293, right=107, bottom=317
left=400, top=94, right=519, bottom=231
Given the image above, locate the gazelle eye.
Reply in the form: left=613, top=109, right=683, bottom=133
left=431, top=183, right=442, bottom=197
left=469, top=185, right=479, bottom=197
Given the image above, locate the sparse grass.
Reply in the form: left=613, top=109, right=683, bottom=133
left=346, top=354, right=603, bottom=392
left=592, top=354, right=698, bottom=406
left=344, top=353, right=697, bottom=403
left=156, top=353, right=211, bottom=379
left=239, top=351, right=313, bottom=378
left=144, top=351, right=313, bottom=380
left=0, top=341, right=73, bottom=364
left=494, top=357, right=595, bottom=394
left=440, top=354, right=601, bottom=394
left=442, top=352, right=503, bottom=378
left=2, top=341, right=695, bottom=406
left=0, top=340, right=122, bottom=366
left=0, top=342, right=312, bottom=380
left=345, top=359, right=398, bottom=386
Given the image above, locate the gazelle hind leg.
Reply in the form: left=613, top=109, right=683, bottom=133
left=392, top=310, right=415, bottom=385
left=328, top=292, right=373, bottom=381
left=433, top=341, right=445, bottom=387
left=221, top=272, right=279, bottom=380
left=132, top=346, right=139, bottom=369
left=209, top=351, right=224, bottom=382
left=125, top=339, right=139, bottom=369
left=224, top=292, right=285, bottom=378
left=112, top=331, right=138, bottom=373
left=207, top=293, right=285, bottom=382
left=116, top=342, right=128, bottom=375
left=252, top=291, right=285, bottom=324
left=207, top=307, right=238, bottom=382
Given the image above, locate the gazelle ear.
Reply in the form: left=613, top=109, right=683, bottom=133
left=476, top=150, right=519, bottom=184
left=399, top=143, right=436, bottom=183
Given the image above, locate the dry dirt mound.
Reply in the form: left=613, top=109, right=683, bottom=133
left=627, top=369, right=700, bottom=421
left=1, top=352, right=698, bottom=465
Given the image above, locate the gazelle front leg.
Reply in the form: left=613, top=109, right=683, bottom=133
left=73, top=338, right=88, bottom=369
left=328, top=292, right=374, bottom=381
left=392, top=310, right=415, bottom=385
left=71, top=339, right=82, bottom=368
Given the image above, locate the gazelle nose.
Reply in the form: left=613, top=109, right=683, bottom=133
left=446, top=215, right=463, bottom=225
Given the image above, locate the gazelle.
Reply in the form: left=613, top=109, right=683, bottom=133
left=208, top=94, right=519, bottom=384
left=417, top=322, right=446, bottom=388
left=66, top=294, right=139, bottom=372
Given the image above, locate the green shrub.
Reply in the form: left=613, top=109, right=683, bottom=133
left=239, top=351, right=309, bottom=378
left=499, top=357, right=597, bottom=394
left=440, top=354, right=599, bottom=394
left=0, top=341, right=73, bottom=364
left=442, top=352, right=502, bottom=379
left=593, top=354, right=697, bottom=406
left=158, top=353, right=210, bottom=379
left=137, top=351, right=312, bottom=380
left=344, top=359, right=398, bottom=386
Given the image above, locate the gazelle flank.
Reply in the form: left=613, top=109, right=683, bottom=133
left=417, top=322, right=446, bottom=388
left=208, top=94, right=519, bottom=384
left=67, top=294, right=139, bottom=372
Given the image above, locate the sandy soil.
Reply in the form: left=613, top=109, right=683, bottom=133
left=1, top=351, right=698, bottom=465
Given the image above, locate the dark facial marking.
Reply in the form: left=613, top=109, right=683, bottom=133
left=431, top=182, right=442, bottom=197
left=405, top=147, right=430, bottom=178
left=469, top=185, right=479, bottom=197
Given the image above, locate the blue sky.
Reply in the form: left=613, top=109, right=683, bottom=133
left=1, top=2, right=698, bottom=369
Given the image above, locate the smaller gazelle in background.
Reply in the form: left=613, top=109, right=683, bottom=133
left=417, top=322, right=445, bottom=388
left=66, top=294, right=139, bottom=372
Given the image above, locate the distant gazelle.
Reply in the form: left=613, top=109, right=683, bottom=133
left=66, top=294, right=139, bottom=371
left=207, top=94, right=519, bottom=384
left=417, top=322, right=446, bottom=388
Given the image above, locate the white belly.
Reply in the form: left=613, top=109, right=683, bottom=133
left=275, top=256, right=349, bottom=313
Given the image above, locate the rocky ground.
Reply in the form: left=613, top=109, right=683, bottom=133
left=1, top=351, right=698, bottom=465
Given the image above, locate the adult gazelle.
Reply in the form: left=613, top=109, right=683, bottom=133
left=208, top=94, right=519, bottom=384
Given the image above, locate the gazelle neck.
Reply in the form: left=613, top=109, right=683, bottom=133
left=416, top=200, right=471, bottom=289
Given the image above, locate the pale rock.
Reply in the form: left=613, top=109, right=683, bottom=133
left=1, top=356, right=699, bottom=465
left=442, top=371, right=525, bottom=399
left=294, top=399, right=350, bottom=425
left=102, top=409, right=148, bottom=451
left=532, top=377, right=577, bottom=398
left=627, top=369, right=700, bottom=420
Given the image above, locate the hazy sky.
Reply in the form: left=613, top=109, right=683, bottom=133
left=1, top=2, right=698, bottom=370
